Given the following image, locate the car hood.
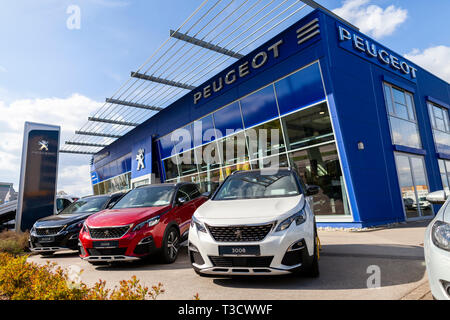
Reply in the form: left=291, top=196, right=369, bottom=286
left=34, top=212, right=94, bottom=227
left=194, top=195, right=305, bottom=225
left=86, top=205, right=171, bottom=227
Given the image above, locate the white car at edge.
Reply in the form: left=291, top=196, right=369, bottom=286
left=424, top=190, right=450, bottom=300
left=188, top=168, right=320, bottom=277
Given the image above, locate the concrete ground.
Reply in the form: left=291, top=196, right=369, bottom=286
left=28, top=220, right=433, bottom=300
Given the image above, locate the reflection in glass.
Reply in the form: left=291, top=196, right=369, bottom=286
left=281, top=103, right=334, bottom=152
left=438, top=159, right=450, bottom=192
left=218, top=132, right=248, bottom=166
left=250, top=154, right=289, bottom=170
left=178, top=151, right=198, bottom=176
left=389, top=117, right=422, bottom=149
left=395, top=154, right=419, bottom=219
left=410, top=157, right=432, bottom=216
left=194, top=143, right=221, bottom=172
left=246, top=119, right=285, bottom=160
left=222, top=162, right=251, bottom=180
left=163, top=156, right=179, bottom=180
left=288, top=143, right=349, bottom=216
left=395, top=154, right=433, bottom=219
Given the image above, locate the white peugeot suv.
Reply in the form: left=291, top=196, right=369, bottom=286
left=188, top=168, right=320, bottom=277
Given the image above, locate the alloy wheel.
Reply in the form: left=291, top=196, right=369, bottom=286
left=167, top=230, right=179, bottom=260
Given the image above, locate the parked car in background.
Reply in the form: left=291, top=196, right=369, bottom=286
left=56, top=194, right=79, bottom=213
left=424, top=190, right=450, bottom=300
left=188, top=168, right=320, bottom=277
left=29, top=193, right=124, bottom=256
left=79, top=183, right=207, bottom=265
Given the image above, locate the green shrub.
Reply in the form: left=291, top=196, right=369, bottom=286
left=0, top=253, right=165, bottom=300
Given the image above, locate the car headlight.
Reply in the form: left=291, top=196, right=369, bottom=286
left=432, top=220, right=450, bottom=251
left=132, top=216, right=160, bottom=232
left=276, top=208, right=306, bottom=232
left=191, top=215, right=207, bottom=233
left=65, top=222, right=83, bottom=231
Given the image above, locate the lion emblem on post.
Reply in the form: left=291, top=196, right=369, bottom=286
left=136, top=148, right=145, bottom=171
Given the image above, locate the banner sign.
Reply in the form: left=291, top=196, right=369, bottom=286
left=16, top=122, right=60, bottom=232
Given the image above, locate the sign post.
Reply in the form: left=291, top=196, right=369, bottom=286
left=15, top=122, right=60, bottom=232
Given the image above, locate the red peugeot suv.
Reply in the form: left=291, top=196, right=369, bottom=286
left=79, top=183, right=207, bottom=265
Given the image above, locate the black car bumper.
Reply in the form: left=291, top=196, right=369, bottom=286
left=29, top=230, right=81, bottom=252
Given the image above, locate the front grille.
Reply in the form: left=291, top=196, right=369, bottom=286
left=206, top=223, right=274, bottom=242
left=88, top=226, right=130, bottom=239
left=87, top=248, right=127, bottom=256
left=209, top=256, right=273, bottom=268
left=35, top=226, right=64, bottom=236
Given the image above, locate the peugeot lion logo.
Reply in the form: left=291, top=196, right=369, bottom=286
left=38, top=140, right=49, bottom=151
left=234, top=229, right=243, bottom=241
left=136, top=148, right=145, bottom=171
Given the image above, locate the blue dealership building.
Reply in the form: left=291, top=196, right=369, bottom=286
left=88, top=8, right=450, bottom=228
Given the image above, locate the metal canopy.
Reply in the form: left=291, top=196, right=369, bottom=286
left=65, top=141, right=108, bottom=148
left=169, top=29, right=244, bottom=59
left=75, top=131, right=123, bottom=139
left=88, top=117, right=139, bottom=127
left=105, top=98, right=163, bottom=111
left=130, top=72, right=196, bottom=90
left=62, top=0, right=355, bottom=155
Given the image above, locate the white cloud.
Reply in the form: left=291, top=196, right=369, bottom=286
left=0, top=66, right=6, bottom=73
left=0, top=94, right=101, bottom=195
left=404, top=46, right=450, bottom=83
left=333, top=0, right=408, bottom=39
left=58, top=164, right=93, bottom=196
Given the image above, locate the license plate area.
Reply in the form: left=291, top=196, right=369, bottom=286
left=38, top=236, right=54, bottom=243
left=93, top=240, right=119, bottom=248
left=219, top=245, right=260, bottom=256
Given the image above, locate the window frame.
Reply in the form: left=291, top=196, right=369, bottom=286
left=383, top=82, right=422, bottom=149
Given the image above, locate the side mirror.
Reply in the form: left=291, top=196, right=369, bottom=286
left=107, top=201, right=116, bottom=209
left=305, top=185, right=320, bottom=196
left=177, top=196, right=188, bottom=205
left=201, top=192, right=211, bottom=198
left=426, top=190, right=448, bottom=205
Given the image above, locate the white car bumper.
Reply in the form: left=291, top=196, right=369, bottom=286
left=424, top=223, right=450, bottom=300
left=188, top=219, right=315, bottom=276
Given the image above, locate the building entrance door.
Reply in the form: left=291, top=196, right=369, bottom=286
left=394, top=153, right=433, bottom=220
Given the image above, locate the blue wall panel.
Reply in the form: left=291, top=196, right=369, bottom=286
left=275, top=63, right=326, bottom=116
left=240, top=85, right=279, bottom=128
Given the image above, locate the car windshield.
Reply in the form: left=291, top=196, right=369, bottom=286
left=60, top=197, right=109, bottom=214
left=113, top=185, right=175, bottom=209
left=213, top=171, right=301, bottom=200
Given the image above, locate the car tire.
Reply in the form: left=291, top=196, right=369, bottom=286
left=302, top=227, right=320, bottom=278
left=88, top=261, right=109, bottom=266
left=161, top=227, right=180, bottom=264
left=39, top=251, right=55, bottom=257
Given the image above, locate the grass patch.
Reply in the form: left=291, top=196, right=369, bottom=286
left=0, top=230, right=30, bottom=255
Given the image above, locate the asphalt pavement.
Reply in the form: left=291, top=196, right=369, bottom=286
left=27, top=220, right=433, bottom=300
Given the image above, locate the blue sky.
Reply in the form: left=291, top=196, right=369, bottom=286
left=0, top=0, right=449, bottom=196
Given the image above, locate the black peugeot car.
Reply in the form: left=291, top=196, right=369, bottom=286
left=29, top=193, right=124, bottom=256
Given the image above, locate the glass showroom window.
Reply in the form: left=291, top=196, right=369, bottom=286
left=439, top=159, right=450, bottom=192
left=246, top=119, right=285, bottom=160
left=428, top=102, right=450, bottom=154
left=288, top=142, right=349, bottom=216
left=163, top=156, right=179, bottom=180
left=280, top=102, right=334, bottom=151
left=383, top=83, right=422, bottom=149
left=394, top=153, right=433, bottom=219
